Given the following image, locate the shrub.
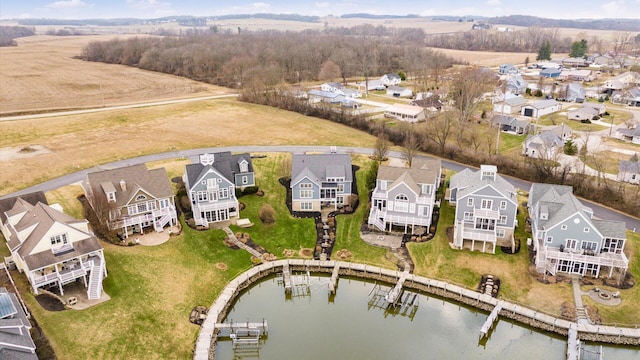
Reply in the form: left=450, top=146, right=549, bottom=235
left=258, top=204, right=276, bottom=224
left=242, top=186, right=259, bottom=195
left=534, top=89, right=543, bottom=97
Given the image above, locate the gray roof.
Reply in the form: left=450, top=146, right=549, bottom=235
left=324, top=82, right=344, bottom=89
left=308, top=89, right=341, bottom=99
left=616, top=127, right=640, bottom=137
left=525, top=131, right=563, bottom=149
left=185, top=152, right=253, bottom=190
left=619, top=160, right=640, bottom=173
left=86, top=164, right=174, bottom=208
left=449, top=166, right=516, bottom=201
left=527, top=99, right=559, bottom=109
left=291, top=153, right=352, bottom=186
left=492, top=114, right=530, bottom=128
left=503, top=96, right=528, bottom=107
left=0, top=192, right=47, bottom=226
left=377, top=158, right=441, bottom=194
left=4, top=201, right=102, bottom=270
left=0, top=288, right=36, bottom=360
left=592, top=219, right=627, bottom=239
left=384, top=73, right=401, bottom=79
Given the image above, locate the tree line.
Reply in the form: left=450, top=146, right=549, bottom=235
left=0, top=26, right=35, bottom=46
left=81, top=30, right=458, bottom=88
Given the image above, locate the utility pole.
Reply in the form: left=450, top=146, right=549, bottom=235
left=609, top=115, right=614, bottom=138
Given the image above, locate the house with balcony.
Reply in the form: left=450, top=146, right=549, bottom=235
left=290, top=153, right=353, bottom=212
left=184, top=152, right=254, bottom=227
left=528, top=183, right=628, bottom=278
left=0, top=195, right=106, bottom=299
left=448, top=165, right=518, bottom=253
left=368, top=158, right=441, bottom=234
left=83, top=164, right=177, bottom=238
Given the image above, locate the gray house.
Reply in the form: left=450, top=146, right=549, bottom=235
left=498, top=64, right=518, bottom=75
left=448, top=165, right=518, bottom=253
left=528, top=183, right=628, bottom=278
left=492, top=114, right=531, bottom=135
left=184, top=152, right=254, bottom=227
left=291, top=153, right=353, bottom=212
left=0, top=287, right=37, bottom=359
left=617, top=159, right=640, bottom=184
left=505, top=74, right=528, bottom=95
left=565, top=82, right=585, bottom=103
left=368, top=158, right=441, bottom=234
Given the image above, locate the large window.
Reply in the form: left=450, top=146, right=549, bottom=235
left=581, top=241, right=597, bottom=251
left=498, top=215, right=507, bottom=225
left=300, top=189, right=313, bottom=198
left=463, top=212, right=473, bottom=221
left=500, top=201, right=507, bottom=210
left=337, top=184, right=344, bottom=193
left=301, top=202, right=313, bottom=210
left=50, top=233, right=68, bottom=246
left=394, top=194, right=409, bottom=212
left=219, top=187, right=229, bottom=199
left=603, top=238, right=624, bottom=254
left=474, top=218, right=495, bottom=230
left=197, top=191, right=208, bottom=202
left=565, top=239, right=578, bottom=251
left=481, top=199, right=493, bottom=209
left=467, top=198, right=474, bottom=207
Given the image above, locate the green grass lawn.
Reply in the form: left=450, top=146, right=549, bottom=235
left=498, top=132, right=525, bottom=155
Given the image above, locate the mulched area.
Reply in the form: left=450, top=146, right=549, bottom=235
left=35, top=293, right=66, bottom=311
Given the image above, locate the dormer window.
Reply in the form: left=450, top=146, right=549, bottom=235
left=107, top=191, right=116, bottom=202
left=239, top=159, right=248, bottom=173
left=380, top=181, right=387, bottom=191
left=50, top=233, right=68, bottom=246
left=421, top=184, right=432, bottom=194
left=135, top=194, right=147, bottom=201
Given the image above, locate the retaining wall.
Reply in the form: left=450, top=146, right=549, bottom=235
left=194, top=260, right=640, bottom=360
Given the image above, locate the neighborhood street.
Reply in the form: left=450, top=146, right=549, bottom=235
left=2, top=145, right=638, bottom=232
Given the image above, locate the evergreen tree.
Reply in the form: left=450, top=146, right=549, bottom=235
left=536, top=41, right=551, bottom=61
left=569, top=39, right=588, bottom=58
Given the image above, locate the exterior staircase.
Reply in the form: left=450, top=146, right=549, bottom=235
left=87, top=259, right=105, bottom=300
left=576, top=306, right=590, bottom=324
left=154, top=206, right=175, bottom=232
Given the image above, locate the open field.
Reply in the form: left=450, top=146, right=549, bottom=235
left=0, top=35, right=232, bottom=115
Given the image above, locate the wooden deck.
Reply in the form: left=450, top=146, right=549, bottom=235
left=479, top=301, right=504, bottom=339
left=282, top=262, right=292, bottom=294
left=328, top=263, right=340, bottom=295
left=385, top=270, right=409, bottom=305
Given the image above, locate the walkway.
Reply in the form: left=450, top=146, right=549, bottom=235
left=221, top=227, right=262, bottom=258
left=571, top=278, right=590, bottom=325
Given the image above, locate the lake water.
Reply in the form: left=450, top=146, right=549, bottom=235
left=216, top=274, right=638, bottom=359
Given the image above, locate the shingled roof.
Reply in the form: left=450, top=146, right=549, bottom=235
left=185, top=152, right=253, bottom=188
left=86, top=164, right=173, bottom=207
left=291, top=153, right=352, bottom=186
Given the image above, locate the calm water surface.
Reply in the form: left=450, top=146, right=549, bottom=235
left=216, top=275, right=638, bottom=360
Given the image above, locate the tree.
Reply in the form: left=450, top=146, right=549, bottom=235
left=365, top=160, right=380, bottom=191
left=258, top=204, right=276, bottom=224
left=448, top=67, right=496, bottom=145
left=536, top=40, right=551, bottom=61
left=569, top=39, right=588, bottom=58
left=524, top=56, right=530, bottom=68
left=423, top=111, right=454, bottom=154
left=318, top=60, right=341, bottom=82
left=402, top=127, right=419, bottom=167
left=563, top=139, right=577, bottom=155
left=373, top=133, right=390, bottom=162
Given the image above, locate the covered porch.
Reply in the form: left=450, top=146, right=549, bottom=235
left=453, top=220, right=497, bottom=253
left=28, top=252, right=106, bottom=296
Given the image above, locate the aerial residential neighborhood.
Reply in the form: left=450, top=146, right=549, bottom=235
left=1, top=7, right=640, bottom=360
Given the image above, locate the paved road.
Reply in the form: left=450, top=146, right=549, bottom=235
left=2, top=145, right=638, bottom=231
left=0, top=94, right=238, bottom=122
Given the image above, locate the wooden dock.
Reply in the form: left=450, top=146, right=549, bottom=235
left=479, top=301, right=504, bottom=339
left=214, top=320, right=269, bottom=336
left=567, top=326, right=580, bottom=360
left=385, top=270, right=409, bottom=305
left=328, top=263, right=340, bottom=294
left=282, top=263, right=292, bottom=294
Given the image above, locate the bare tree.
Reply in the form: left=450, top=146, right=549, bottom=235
left=611, top=32, right=633, bottom=71
left=423, top=111, right=454, bottom=154
left=402, top=128, right=419, bottom=167
left=373, top=133, right=390, bottom=162
left=318, top=60, right=341, bottom=82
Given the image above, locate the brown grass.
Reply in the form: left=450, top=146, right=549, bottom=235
left=0, top=35, right=232, bottom=115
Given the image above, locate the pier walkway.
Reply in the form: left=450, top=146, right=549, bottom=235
left=479, top=301, right=504, bottom=339
left=328, top=263, right=340, bottom=295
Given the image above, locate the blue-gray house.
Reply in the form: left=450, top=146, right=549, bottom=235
left=540, top=68, right=561, bottom=78
left=184, top=152, right=255, bottom=227
left=290, top=153, right=353, bottom=212
left=448, top=165, right=518, bottom=253
left=528, top=183, right=628, bottom=278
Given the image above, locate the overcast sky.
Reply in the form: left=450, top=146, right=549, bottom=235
left=2, top=0, right=640, bottom=20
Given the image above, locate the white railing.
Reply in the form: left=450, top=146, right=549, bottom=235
left=32, top=272, right=59, bottom=287
left=112, top=212, right=154, bottom=229
left=474, top=208, right=500, bottom=219
left=193, top=199, right=238, bottom=213
left=58, top=268, right=87, bottom=284
left=545, top=248, right=629, bottom=269
left=461, top=229, right=497, bottom=242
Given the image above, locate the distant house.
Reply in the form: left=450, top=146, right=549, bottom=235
left=184, top=152, right=254, bottom=227
left=0, top=287, right=37, bottom=359
left=386, top=86, right=413, bottom=98
left=320, top=82, right=345, bottom=93
left=564, top=82, right=585, bottom=102
left=368, top=158, right=441, bottom=234
left=381, top=73, right=402, bottom=87
left=523, top=130, right=564, bottom=159
left=498, top=64, right=518, bottom=75
left=616, top=126, right=640, bottom=144
left=567, top=103, right=604, bottom=121
left=540, top=68, right=561, bottom=78
left=83, top=164, right=178, bottom=239
left=358, top=79, right=386, bottom=91
left=505, top=74, right=528, bottom=94
left=617, top=159, right=640, bottom=184
left=308, top=89, right=344, bottom=104
left=342, top=88, right=362, bottom=99
left=492, top=95, right=528, bottom=114
left=602, top=72, right=639, bottom=94
left=562, top=57, right=589, bottom=67
left=448, top=165, right=518, bottom=253
left=385, top=103, right=426, bottom=122
left=559, top=69, right=593, bottom=82
left=290, top=153, right=353, bottom=212
left=613, top=87, right=640, bottom=106
left=528, top=183, right=628, bottom=278
left=492, top=115, right=531, bottom=135
left=521, top=99, right=562, bottom=118
left=0, top=195, right=107, bottom=299
left=411, top=94, right=443, bottom=112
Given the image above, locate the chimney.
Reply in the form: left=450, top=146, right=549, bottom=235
left=119, top=179, right=126, bottom=191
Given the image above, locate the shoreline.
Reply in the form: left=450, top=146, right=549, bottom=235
left=194, top=259, right=640, bottom=359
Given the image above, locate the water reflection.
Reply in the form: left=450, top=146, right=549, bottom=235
left=215, top=274, right=638, bottom=360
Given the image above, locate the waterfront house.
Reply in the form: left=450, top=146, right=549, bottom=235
left=0, top=195, right=106, bottom=298
left=0, top=287, right=37, bottom=359
left=83, top=164, right=177, bottom=238
left=290, top=153, right=353, bottom=212
left=528, top=183, right=628, bottom=278
left=184, top=152, right=254, bottom=227
left=448, top=165, right=518, bottom=253
left=368, top=158, right=441, bottom=234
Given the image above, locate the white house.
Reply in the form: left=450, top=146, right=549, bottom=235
left=448, top=165, right=518, bottom=253
left=184, top=152, right=255, bottom=227
left=384, top=103, right=426, bottom=122
left=358, top=79, right=386, bottom=91
left=83, top=164, right=178, bottom=239
left=521, top=99, right=562, bottom=118
left=320, top=82, right=345, bottom=93
left=528, top=183, right=628, bottom=278
left=381, top=73, right=401, bottom=86
left=615, top=127, right=640, bottom=144
left=368, top=158, right=441, bottom=234
left=493, top=96, right=528, bottom=115
left=0, top=194, right=107, bottom=299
